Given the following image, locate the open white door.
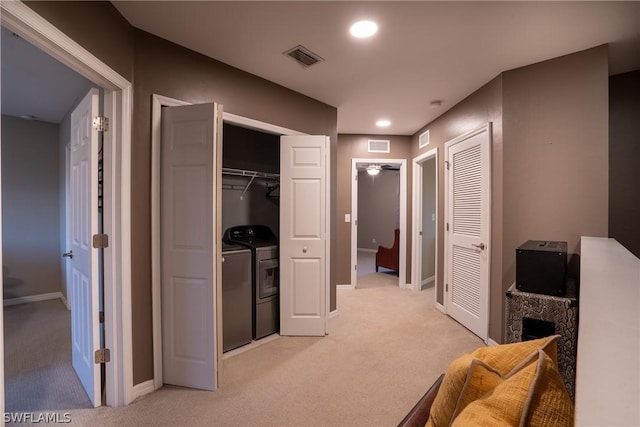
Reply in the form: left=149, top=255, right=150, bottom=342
left=160, top=103, right=221, bottom=391
left=444, top=124, right=491, bottom=341
left=280, top=135, right=329, bottom=336
left=69, top=88, right=101, bottom=406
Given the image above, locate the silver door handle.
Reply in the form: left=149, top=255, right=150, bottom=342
left=472, top=243, right=485, bottom=250
left=63, top=251, right=74, bottom=259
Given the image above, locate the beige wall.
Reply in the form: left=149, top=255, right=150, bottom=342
left=410, top=76, right=504, bottom=324
left=501, top=46, right=609, bottom=338
left=357, top=169, right=400, bottom=251
left=2, top=115, right=62, bottom=299
left=336, top=135, right=412, bottom=285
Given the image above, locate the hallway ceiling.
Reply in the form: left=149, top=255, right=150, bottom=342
left=113, top=1, right=640, bottom=135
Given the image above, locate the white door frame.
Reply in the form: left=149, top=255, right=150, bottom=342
left=150, top=94, right=306, bottom=390
left=0, top=1, right=133, bottom=407
left=350, top=158, right=407, bottom=289
left=411, top=148, right=441, bottom=302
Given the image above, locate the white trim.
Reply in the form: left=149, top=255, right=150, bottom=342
left=60, top=292, right=70, bottom=310
left=487, top=338, right=500, bottom=347
left=357, top=248, right=378, bottom=253
left=351, top=158, right=408, bottom=289
left=131, top=379, right=155, bottom=402
left=435, top=302, right=446, bottom=314
left=411, top=147, right=438, bottom=297
left=337, top=284, right=355, bottom=290
left=421, top=275, right=436, bottom=286
left=329, top=310, right=339, bottom=318
left=1, top=1, right=134, bottom=407
left=151, top=95, right=308, bottom=389
left=3, top=292, right=63, bottom=306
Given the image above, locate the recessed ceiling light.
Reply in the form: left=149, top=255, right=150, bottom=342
left=376, top=119, right=391, bottom=127
left=350, top=20, right=378, bottom=38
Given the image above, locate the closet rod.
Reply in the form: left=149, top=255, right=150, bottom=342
left=221, top=167, right=279, bottom=180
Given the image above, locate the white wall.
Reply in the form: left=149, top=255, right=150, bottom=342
left=2, top=115, right=62, bottom=299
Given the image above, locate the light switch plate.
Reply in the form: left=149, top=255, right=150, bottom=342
left=345, top=214, right=351, bottom=223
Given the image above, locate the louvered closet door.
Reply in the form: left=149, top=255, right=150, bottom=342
left=445, top=124, right=491, bottom=341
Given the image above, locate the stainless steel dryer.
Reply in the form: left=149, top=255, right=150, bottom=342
left=221, top=242, right=252, bottom=352
left=224, top=225, right=279, bottom=339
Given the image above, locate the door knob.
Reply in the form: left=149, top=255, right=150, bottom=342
left=63, top=251, right=74, bottom=259
left=302, top=246, right=308, bottom=253
left=472, top=243, right=485, bottom=250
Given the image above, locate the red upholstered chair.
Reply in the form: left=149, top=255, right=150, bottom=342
left=375, top=229, right=400, bottom=276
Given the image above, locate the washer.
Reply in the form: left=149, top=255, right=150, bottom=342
left=221, top=242, right=253, bottom=352
left=224, top=225, right=279, bottom=339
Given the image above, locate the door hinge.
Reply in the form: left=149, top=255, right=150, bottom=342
left=95, top=348, right=110, bottom=364
left=99, top=311, right=105, bottom=323
left=446, top=283, right=449, bottom=292
left=444, top=160, right=450, bottom=170
left=446, top=223, right=449, bottom=231
left=355, top=264, right=357, bottom=271
left=92, top=116, right=109, bottom=132
left=93, top=234, right=109, bottom=248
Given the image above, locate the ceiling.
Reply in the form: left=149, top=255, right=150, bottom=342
left=1, top=26, right=91, bottom=124
left=113, top=1, right=640, bottom=135
left=2, top=2, right=639, bottom=133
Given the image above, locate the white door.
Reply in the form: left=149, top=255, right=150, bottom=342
left=444, top=124, right=491, bottom=341
left=161, top=103, right=221, bottom=391
left=69, top=88, right=101, bottom=406
left=280, top=135, right=329, bottom=336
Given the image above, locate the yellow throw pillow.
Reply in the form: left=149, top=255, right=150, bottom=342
left=425, top=336, right=561, bottom=427
left=470, top=335, right=559, bottom=376
left=451, top=349, right=573, bottom=427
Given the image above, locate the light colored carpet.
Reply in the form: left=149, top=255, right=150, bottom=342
left=4, top=299, right=93, bottom=412
left=61, top=275, right=484, bottom=426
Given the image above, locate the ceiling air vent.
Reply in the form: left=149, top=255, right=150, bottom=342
left=284, top=45, right=324, bottom=68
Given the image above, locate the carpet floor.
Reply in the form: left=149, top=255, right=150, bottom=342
left=58, top=274, right=483, bottom=426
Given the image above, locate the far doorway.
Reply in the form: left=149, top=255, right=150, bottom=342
left=350, top=159, right=407, bottom=289
left=411, top=148, right=438, bottom=296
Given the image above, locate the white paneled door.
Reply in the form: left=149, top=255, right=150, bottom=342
left=69, top=88, right=101, bottom=406
left=161, top=103, right=221, bottom=391
left=280, top=135, right=329, bottom=336
left=444, top=124, right=491, bottom=341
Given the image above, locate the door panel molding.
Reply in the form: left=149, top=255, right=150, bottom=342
left=444, top=123, right=491, bottom=342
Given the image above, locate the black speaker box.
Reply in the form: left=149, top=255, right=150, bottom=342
left=516, top=240, right=567, bottom=296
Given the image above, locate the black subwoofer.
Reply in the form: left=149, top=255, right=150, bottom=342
left=516, top=240, right=567, bottom=296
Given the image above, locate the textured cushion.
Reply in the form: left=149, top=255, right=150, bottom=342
left=425, top=336, right=561, bottom=427
left=451, top=349, right=573, bottom=427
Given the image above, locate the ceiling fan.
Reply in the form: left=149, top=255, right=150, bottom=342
left=357, top=163, right=400, bottom=176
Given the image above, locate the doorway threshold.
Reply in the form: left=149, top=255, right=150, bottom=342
left=222, top=334, right=280, bottom=360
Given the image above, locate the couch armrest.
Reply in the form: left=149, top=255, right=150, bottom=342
left=397, top=374, right=444, bottom=427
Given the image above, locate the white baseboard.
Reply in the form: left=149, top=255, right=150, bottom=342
left=337, top=284, right=355, bottom=290
left=132, top=379, right=155, bottom=401
left=487, top=338, right=500, bottom=347
left=3, top=291, right=63, bottom=306
left=434, top=301, right=446, bottom=314
left=60, top=293, right=70, bottom=310
left=329, top=309, right=339, bottom=318
left=357, top=248, right=377, bottom=253
left=421, top=275, right=435, bottom=286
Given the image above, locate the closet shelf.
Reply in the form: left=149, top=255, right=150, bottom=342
left=222, top=167, right=279, bottom=180
left=222, top=167, right=279, bottom=199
